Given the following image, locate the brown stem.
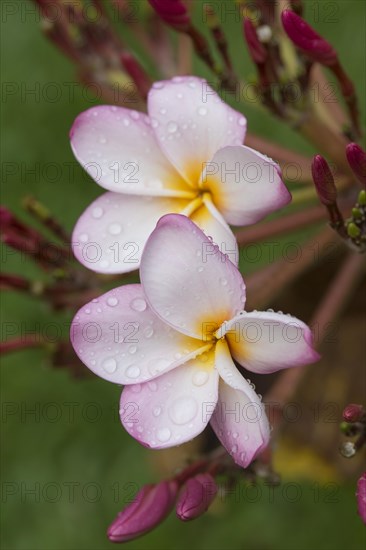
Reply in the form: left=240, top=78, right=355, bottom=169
left=245, top=226, right=339, bottom=310
left=235, top=196, right=353, bottom=246
left=265, top=252, right=366, bottom=407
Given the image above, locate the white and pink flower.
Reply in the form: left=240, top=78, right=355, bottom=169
left=70, top=76, right=290, bottom=273
left=71, top=214, right=319, bottom=468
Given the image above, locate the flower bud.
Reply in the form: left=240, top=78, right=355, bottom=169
left=176, top=473, right=218, bottom=522
left=149, top=0, right=191, bottom=32
left=343, top=404, right=364, bottom=423
left=108, top=481, right=178, bottom=543
left=346, top=143, right=366, bottom=187
left=243, top=18, right=267, bottom=65
left=281, top=10, right=337, bottom=66
left=356, top=473, right=366, bottom=525
left=311, top=155, right=337, bottom=206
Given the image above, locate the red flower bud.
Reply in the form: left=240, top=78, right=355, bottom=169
left=281, top=9, right=337, bottom=66
left=108, top=481, right=178, bottom=542
left=243, top=18, right=267, bottom=65
left=149, top=0, right=191, bottom=32
left=346, top=143, right=366, bottom=187
left=343, top=404, right=364, bottom=423
left=356, top=473, right=366, bottom=525
left=311, top=155, right=337, bottom=206
left=176, top=473, right=218, bottom=521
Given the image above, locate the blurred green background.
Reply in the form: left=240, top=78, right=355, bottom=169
left=1, top=1, right=365, bottom=549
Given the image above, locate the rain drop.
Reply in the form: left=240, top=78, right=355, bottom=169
left=107, top=297, right=119, bottom=307
left=102, top=357, right=117, bottom=373
left=192, top=370, right=209, bottom=386
left=198, top=107, right=207, bottom=116
left=92, top=207, right=104, bottom=219
left=108, top=223, right=122, bottom=235
left=126, top=365, right=140, bottom=379
left=131, top=298, right=147, bottom=312
left=157, top=427, right=171, bottom=442
left=167, top=121, right=178, bottom=133
left=169, top=397, right=198, bottom=425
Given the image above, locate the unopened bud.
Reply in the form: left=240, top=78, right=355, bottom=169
left=281, top=10, right=337, bottom=66
left=176, top=473, right=218, bottom=522
left=108, top=481, right=178, bottom=543
left=243, top=18, right=267, bottom=64
left=356, top=473, right=366, bottom=525
left=311, top=155, right=337, bottom=206
left=343, top=404, right=364, bottom=423
left=346, top=143, right=366, bottom=187
left=148, top=0, right=191, bottom=32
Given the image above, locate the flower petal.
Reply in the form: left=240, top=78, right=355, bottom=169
left=210, top=340, right=270, bottom=468
left=72, top=192, right=190, bottom=274
left=140, top=214, right=246, bottom=340
left=221, top=310, right=320, bottom=374
left=148, top=77, right=247, bottom=184
left=190, top=197, right=239, bottom=266
left=70, top=284, right=209, bottom=384
left=203, top=145, right=291, bottom=225
left=120, top=349, right=219, bottom=448
left=70, top=105, right=193, bottom=197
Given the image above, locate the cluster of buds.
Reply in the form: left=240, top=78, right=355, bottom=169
left=108, top=447, right=278, bottom=542
left=340, top=404, right=366, bottom=525
left=311, top=144, right=366, bottom=252
left=33, top=0, right=151, bottom=104
left=340, top=404, right=366, bottom=459
left=0, top=199, right=103, bottom=376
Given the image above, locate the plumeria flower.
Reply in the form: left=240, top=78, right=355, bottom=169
left=71, top=214, right=319, bottom=467
left=70, top=76, right=290, bottom=274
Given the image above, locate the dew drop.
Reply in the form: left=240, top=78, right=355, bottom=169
left=153, top=81, right=164, bottom=89
left=169, top=396, right=198, bottom=425
left=198, top=106, right=207, bottom=116
left=102, top=357, right=117, bottom=373
left=144, top=327, right=154, bottom=339
left=79, top=233, right=88, bottom=243
left=147, top=381, right=157, bottom=392
left=220, top=277, right=228, bottom=286
left=92, top=207, right=104, bottom=219
left=192, top=370, right=209, bottom=386
left=107, top=296, right=119, bottom=307
left=131, top=297, right=147, bottom=312
left=197, top=266, right=204, bottom=273
left=108, top=223, right=122, bottom=235
left=131, top=384, right=142, bottom=394
left=157, top=427, right=171, bottom=442
left=153, top=406, right=162, bottom=417
left=128, top=345, right=137, bottom=355
left=238, top=117, right=246, bottom=126
left=126, top=365, right=140, bottom=379
left=167, top=121, right=178, bottom=133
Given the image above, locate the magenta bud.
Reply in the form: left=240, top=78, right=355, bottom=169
left=120, top=52, right=151, bottom=99
left=281, top=9, right=337, bottom=66
left=243, top=18, right=267, bottom=65
left=343, top=404, right=364, bottom=423
left=176, top=473, right=218, bottom=522
left=346, top=143, right=366, bottom=187
left=148, top=0, right=191, bottom=31
left=311, top=155, right=337, bottom=206
left=356, top=473, right=366, bottom=525
left=107, top=481, right=178, bottom=543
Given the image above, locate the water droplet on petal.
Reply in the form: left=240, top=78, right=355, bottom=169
left=126, top=365, right=140, bottom=379
left=108, top=223, right=122, bottom=235
left=167, top=121, right=178, bottom=133
left=131, top=298, right=147, bottom=312
left=107, top=297, right=119, bottom=307
left=169, top=397, right=198, bottom=425
left=144, top=327, right=154, bottom=339
left=102, top=357, right=117, bottom=373
left=79, top=233, right=88, bottom=243
left=192, top=370, right=209, bottom=386
left=153, top=406, right=161, bottom=417
left=128, top=345, right=137, bottom=354
left=198, top=106, right=207, bottom=116
left=92, top=207, right=104, bottom=219
left=157, top=427, right=171, bottom=442
left=238, top=117, right=246, bottom=126
left=220, top=277, right=228, bottom=286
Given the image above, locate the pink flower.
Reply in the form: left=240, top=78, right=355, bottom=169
left=71, top=214, right=319, bottom=467
left=70, top=76, right=290, bottom=274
